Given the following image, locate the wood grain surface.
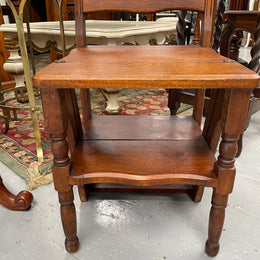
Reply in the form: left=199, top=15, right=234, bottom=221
left=83, top=116, right=202, bottom=140
left=33, top=46, right=259, bottom=89
left=83, top=0, right=205, bottom=13
left=69, top=116, right=217, bottom=187
left=69, top=139, right=217, bottom=187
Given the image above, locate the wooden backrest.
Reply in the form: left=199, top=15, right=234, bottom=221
left=75, top=0, right=217, bottom=48
left=83, top=0, right=205, bottom=13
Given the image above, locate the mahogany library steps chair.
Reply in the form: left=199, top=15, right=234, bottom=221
left=33, top=0, right=259, bottom=256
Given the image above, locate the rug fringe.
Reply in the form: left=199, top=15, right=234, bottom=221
left=26, top=166, right=53, bottom=190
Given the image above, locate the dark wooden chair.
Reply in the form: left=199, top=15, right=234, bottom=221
left=33, top=0, right=259, bottom=256
left=220, top=10, right=260, bottom=156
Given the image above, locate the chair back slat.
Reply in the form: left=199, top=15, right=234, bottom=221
left=75, top=0, right=217, bottom=48
left=83, top=0, right=205, bottom=13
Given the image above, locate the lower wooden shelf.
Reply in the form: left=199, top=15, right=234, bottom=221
left=69, top=116, right=218, bottom=188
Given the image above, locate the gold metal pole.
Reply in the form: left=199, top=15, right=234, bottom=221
left=25, top=0, right=36, bottom=75
left=53, top=0, right=66, bottom=57
left=5, top=0, right=43, bottom=162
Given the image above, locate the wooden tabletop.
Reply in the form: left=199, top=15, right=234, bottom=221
left=33, top=45, right=259, bottom=90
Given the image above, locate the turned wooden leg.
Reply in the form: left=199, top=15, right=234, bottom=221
left=206, top=131, right=241, bottom=256
left=206, top=191, right=228, bottom=256
left=58, top=189, right=79, bottom=253
left=0, top=175, right=33, bottom=211
left=40, top=88, right=83, bottom=253
left=204, top=89, right=251, bottom=256
left=78, top=184, right=89, bottom=202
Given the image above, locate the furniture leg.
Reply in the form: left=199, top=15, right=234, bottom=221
left=203, top=89, right=225, bottom=153
left=3, top=35, right=28, bottom=103
left=193, top=89, right=205, bottom=125
left=63, top=89, right=83, bottom=154
left=206, top=132, right=240, bottom=256
left=205, top=88, right=251, bottom=256
left=101, top=89, right=122, bottom=115
left=191, top=185, right=204, bottom=202
left=78, top=184, right=89, bottom=202
left=80, top=89, right=92, bottom=133
left=58, top=189, right=79, bottom=253
left=236, top=133, right=243, bottom=157
left=51, top=132, right=79, bottom=252
left=2, top=107, right=10, bottom=134
left=0, top=175, right=33, bottom=211
left=206, top=191, right=228, bottom=256
left=40, top=88, right=82, bottom=253
left=51, top=134, right=79, bottom=253
left=168, top=89, right=180, bottom=115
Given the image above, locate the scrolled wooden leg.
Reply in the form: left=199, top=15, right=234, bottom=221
left=206, top=191, right=228, bottom=256
left=0, top=175, right=33, bottom=211
left=58, top=189, right=79, bottom=253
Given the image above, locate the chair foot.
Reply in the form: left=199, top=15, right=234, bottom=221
left=65, top=236, right=79, bottom=253
left=206, top=190, right=228, bottom=257
left=205, top=239, right=219, bottom=257
left=59, top=189, right=78, bottom=253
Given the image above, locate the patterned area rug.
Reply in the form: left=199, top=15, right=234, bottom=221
left=0, top=54, right=192, bottom=190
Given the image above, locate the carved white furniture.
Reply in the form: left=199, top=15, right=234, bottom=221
left=0, top=19, right=177, bottom=114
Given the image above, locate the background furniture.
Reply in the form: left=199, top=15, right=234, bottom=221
left=33, top=0, right=259, bottom=256
left=167, top=0, right=250, bottom=116
left=0, top=2, right=34, bottom=211
left=220, top=10, right=260, bottom=156
left=0, top=5, right=14, bottom=90
left=168, top=0, right=260, bottom=157
left=0, top=19, right=177, bottom=115
left=0, top=0, right=43, bottom=163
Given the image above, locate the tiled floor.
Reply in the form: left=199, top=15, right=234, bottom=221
left=0, top=48, right=259, bottom=259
